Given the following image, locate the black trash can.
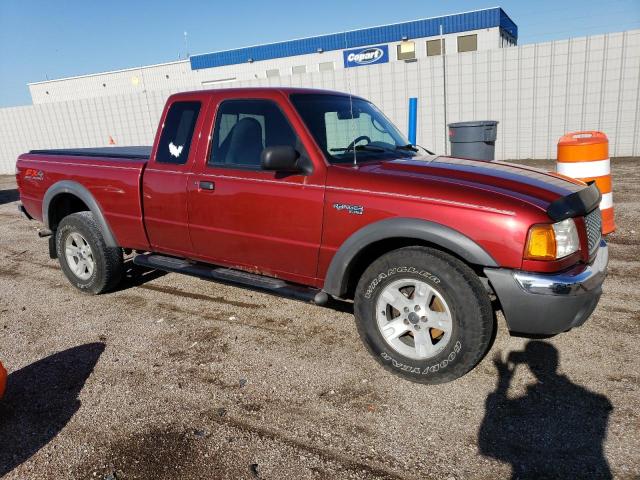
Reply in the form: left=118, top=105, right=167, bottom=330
left=448, top=121, right=499, bottom=161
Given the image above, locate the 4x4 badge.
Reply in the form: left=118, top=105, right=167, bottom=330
left=333, top=203, right=364, bottom=215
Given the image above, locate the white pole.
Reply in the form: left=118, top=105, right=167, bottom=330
left=441, top=24, right=448, bottom=155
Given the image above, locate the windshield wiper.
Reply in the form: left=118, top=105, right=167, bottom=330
left=330, top=145, right=386, bottom=153
left=396, top=144, right=418, bottom=152
left=397, top=144, right=435, bottom=155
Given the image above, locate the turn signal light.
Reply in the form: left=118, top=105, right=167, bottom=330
left=524, top=224, right=557, bottom=260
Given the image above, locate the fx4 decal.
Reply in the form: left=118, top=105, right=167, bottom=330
left=24, top=169, right=44, bottom=180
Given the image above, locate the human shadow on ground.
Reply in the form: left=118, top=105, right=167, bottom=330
left=0, top=189, right=19, bottom=206
left=0, top=343, right=105, bottom=476
left=478, top=341, right=613, bottom=479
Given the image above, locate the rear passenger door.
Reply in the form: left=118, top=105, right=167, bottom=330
left=143, top=97, right=206, bottom=256
left=187, top=96, right=325, bottom=285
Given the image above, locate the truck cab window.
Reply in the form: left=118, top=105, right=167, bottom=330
left=156, top=101, right=201, bottom=164
left=209, top=99, right=301, bottom=169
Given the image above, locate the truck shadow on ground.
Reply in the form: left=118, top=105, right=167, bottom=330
left=0, top=343, right=105, bottom=476
left=114, top=260, right=167, bottom=292
left=478, top=341, right=613, bottom=479
left=116, top=260, right=355, bottom=314
left=0, top=188, right=19, bottom=206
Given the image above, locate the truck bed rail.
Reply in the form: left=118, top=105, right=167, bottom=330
left=28, top=146, right=151, bottom=160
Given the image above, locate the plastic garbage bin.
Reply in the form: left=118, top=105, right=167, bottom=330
left=448, top=121, right=499, bottom=161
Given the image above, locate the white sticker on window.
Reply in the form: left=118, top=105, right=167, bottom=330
left=169, top=142, right=184, bottom=158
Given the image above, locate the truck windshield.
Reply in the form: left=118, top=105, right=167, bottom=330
left=290, top=94, right=416, bottom=164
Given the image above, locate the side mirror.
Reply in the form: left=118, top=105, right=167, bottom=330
left=261, top=146, right=301, bottom=172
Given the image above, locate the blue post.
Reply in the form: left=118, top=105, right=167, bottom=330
left=408, top=97, right=418, bottom=145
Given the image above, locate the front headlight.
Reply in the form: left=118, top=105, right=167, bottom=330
left=552, top=218, right=580, bottom=258
left=524, top=218, right=580, bottom=260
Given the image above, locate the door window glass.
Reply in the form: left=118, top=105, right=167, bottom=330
left=209, top=100, right=300, bottom=169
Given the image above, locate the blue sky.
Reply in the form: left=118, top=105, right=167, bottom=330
left=0, top=0, right=638, bottom=107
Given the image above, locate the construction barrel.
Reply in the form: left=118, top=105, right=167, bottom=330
left=557, top=131, right=615, bottom=234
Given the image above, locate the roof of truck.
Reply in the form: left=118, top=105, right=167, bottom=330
left=170, top=87, right=362, bottom=100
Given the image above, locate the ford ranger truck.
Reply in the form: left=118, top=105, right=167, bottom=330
left=15, top=88, right=608, bottom=384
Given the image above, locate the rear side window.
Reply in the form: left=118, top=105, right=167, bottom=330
left=156, top=101, right=201, bottom=164
left=209, top=99, right=300, bottom=169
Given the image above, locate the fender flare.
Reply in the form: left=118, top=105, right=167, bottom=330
left=43, top=180, right=119, bottom=247
left=322, top=217, right=498, bottom=297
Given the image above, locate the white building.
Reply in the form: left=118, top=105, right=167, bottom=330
left=1, top=8, right=638, bottom=174
left=28, top=7, right=517, bottom=104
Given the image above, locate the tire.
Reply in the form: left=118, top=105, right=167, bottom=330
left=354, top=246, right=494, bottom=384
left=55, top=211, right=123, bottom=294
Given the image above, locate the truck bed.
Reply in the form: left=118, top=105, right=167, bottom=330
left=17, top=146, right=151, bottom=251
left=28, top=146, right=152, bottom=161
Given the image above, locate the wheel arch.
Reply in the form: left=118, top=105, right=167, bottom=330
left=43, top=180, right=119, bottom=248
left=323, top=217, right=498, bottom=298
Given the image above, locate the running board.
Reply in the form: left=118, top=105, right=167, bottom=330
left=133, top=253, right=329, bottom=305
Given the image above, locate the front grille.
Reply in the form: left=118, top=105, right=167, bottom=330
left=584, top=208, right=602, bottom=254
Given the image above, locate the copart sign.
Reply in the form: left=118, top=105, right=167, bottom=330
left=343, top=45, right=389, bottom=68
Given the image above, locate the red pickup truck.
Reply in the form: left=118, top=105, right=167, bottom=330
left=15, top=88, right=608, bottom=383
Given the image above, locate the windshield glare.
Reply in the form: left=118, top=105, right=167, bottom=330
left=290, top=94, right=415, bottom=163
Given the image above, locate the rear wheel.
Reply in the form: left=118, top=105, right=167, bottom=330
left=354, top=246, right=494, bottom=384
left=56, top=211, right=123, bottom=294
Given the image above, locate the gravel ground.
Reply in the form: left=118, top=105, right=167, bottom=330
left=0, top=158, right=638, bottom=479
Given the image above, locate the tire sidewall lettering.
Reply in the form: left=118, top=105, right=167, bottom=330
left=364, top=267, right=440, bottom=300
left=380, top=341, right=462, bottom=375
left=355, top=247, right=493, bottom=383
left=365, top=264, right=462, bottom=377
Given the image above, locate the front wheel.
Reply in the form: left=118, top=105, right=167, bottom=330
left=56, top=211, right=123, bottom=294
left=354, top=246, right=494, bottom=384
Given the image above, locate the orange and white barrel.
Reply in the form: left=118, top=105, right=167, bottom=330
left=557, top=131, right=614, bottom=234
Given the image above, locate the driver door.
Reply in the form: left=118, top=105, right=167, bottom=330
left=187, top=96, right=326, bottom=285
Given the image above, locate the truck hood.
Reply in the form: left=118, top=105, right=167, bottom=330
left=352, top=155, right=586, bottom=211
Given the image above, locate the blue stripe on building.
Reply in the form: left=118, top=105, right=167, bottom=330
left=190, top=8, right=517, bottom=71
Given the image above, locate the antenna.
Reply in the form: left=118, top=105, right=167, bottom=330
left=343, top=31, right=357, bottom=167
left=184, top=31, right=189, bottom=59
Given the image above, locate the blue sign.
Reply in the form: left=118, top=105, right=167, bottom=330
left=343, top=45, right=389, bottom=68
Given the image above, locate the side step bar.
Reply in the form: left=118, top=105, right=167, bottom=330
left=133, top=253, right=329, bottom=306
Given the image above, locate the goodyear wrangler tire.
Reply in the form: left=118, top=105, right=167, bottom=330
left=56, top=211, right=123, bottom=294
left=354, top=246, right=493, bottom=384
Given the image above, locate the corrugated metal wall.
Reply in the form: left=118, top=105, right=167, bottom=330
left=1, top=29, right=638, bottom=174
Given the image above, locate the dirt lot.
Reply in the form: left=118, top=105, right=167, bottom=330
left=0, top=158, right=638, bottom=479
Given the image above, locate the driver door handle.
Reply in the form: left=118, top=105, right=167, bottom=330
left=198, top=180, right=215, bottom=191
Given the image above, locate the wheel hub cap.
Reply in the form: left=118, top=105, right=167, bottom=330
left=375, top=278, right=453, bottom=361
left=64, top=232, right=95, bottom=281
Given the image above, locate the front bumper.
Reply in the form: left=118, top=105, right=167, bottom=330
left=484, top=240, right=608, bottom=335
